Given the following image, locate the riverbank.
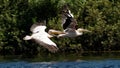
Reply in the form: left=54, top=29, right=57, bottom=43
left=0, top=51, right=120, bottom=62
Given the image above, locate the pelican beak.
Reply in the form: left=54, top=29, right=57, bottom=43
left=77, top=28, right=91, bottom=32
left=48, top=29, right=65, bottom=35
left=23, top=35, right=32, bottom=40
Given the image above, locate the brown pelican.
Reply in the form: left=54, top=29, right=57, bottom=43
left=48, top=5, right=91, bottom=38
left=23, top=22, right=59, bottom=53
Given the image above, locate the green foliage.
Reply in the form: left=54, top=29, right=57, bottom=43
left=0, top=0, right=120, bottom=55
left=78, top=0, right=120, bottom=51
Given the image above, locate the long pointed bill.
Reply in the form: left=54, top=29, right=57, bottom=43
left=48, top=29, right=65, bottom=35
left=77, top=28, right=91, bottom=32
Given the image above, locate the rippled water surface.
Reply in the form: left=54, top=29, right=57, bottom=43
left=0, top=52, right=120, bottom=68
left=0, top=60, right=120, bottom=68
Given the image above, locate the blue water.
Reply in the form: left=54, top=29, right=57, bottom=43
left=0, top=60, right=120, bottom=68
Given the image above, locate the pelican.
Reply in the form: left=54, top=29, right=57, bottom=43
left=23, top=22, right=59, bottom=53
left=48, top=5, right=91, bottom=38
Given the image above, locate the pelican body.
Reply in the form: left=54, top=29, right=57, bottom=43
left=48, top=5, right=91, bottom=38
left=23, top=23, right=58, bottom=53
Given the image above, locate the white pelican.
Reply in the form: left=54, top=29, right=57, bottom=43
left=23, top=22, right=59, bottom=53
left=48, top=5, right=91, bottom=38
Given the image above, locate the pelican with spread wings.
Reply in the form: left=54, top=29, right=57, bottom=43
left=23, top=22, right=59, bottom=53
left=48, top=5, right=91, bottom=38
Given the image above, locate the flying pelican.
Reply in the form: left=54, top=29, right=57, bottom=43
left=48, top=5, right=91, bottom=38
left=23, top=22, right=59, bottom=53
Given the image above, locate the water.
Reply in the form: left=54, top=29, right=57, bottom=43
left=0, top=60, right=120, bottom=68
left=0, top=52, right=120, bottom=68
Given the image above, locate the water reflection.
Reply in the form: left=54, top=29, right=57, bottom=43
left=0, top=52, right=120, bottom=68
left=1, top=51, right=120, bottom=62
left=0, top=60, right=120, bottom=68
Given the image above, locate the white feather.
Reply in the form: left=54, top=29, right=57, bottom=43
left=57, top=28, right=83, bottom=38
left=23, top=24, right=58, bottom=53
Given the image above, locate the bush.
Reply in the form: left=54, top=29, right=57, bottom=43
left=0, top=0, right=120, bottom=55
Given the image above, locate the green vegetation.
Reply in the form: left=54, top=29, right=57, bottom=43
left=0, top=0, right=120, bottom=56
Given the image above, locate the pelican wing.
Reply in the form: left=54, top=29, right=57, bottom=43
left=32, top=32, right=58, bottom=53
left=24, top=23, right=58, bottom=53
left=63, top=18, right=77, bottom=30
left=30, top=23, right=46, bottom=33
left=61, top=6, right=77, bottom=30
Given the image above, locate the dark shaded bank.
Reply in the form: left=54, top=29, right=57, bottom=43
left=0, top=60, right=120, bottom=68
left=0, top=52, right=120, bottom=68
left=1, top=51, right=120, bottom=62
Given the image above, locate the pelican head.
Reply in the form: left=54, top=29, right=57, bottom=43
left=77, top=28, right=91, bottom=33
left=23, top=35, right=32, bottom=40
left=56, top=28, right=91, bottom=38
